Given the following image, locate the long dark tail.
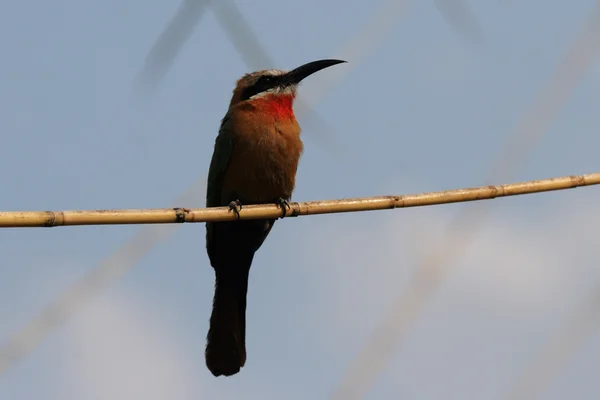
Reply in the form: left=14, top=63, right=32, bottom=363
left=204, top=218, right=275, bottom=377
left=205, top=264, right=251, bottom=377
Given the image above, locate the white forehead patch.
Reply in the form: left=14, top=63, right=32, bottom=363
left=262, top=69, right=288, bottom=76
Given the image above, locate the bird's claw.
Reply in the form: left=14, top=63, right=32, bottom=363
left=275, top=197, right=291, bottom=218
left=228, top=199, right=242, bottom=220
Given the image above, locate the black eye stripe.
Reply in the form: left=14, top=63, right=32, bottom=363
left=240, top=75, right=281, bottom=101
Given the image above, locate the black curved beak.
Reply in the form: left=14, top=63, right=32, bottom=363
left=282, top=59, right=347, bottom=85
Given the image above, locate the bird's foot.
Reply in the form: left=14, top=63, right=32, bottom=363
left=275, top=197, right=291, bottom=218
left=228, top=199, right=243, bottom=220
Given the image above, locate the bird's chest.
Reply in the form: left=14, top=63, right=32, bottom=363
left=222, top=123, right=303, bottom=204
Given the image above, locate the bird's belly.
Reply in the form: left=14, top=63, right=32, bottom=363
left=221, top=135, right=301, bottom=205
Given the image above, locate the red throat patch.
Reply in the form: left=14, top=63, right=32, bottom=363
left=253, top=94, right=295, bottom=119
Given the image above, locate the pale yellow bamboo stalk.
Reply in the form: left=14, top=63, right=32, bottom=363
left=1, top=172, right=598, bottom=228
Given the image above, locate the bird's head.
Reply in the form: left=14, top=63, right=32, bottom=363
left=228, top=59, right=346, bottom=110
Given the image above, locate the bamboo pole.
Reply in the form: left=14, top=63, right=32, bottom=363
left=0, top=172, right=598, bottom=228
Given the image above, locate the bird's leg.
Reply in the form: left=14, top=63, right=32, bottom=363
left=228, top=199, right=243, bottom=220
left=275, top=197, right=291, bottom=218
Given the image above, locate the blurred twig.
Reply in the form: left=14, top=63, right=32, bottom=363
left=0, top=0, right=411, bottom=377
left=0, top=172, right=597, bottom=228
left=0, top=178, right=206, bottom=376
left=301, top=0, right=413, bottom=104
left=210, top=0, right=273, bottom=70
left=330, top=4, right=600, bottom=399
left=434, top=0, right=483, bottom=44
left=1, top=171, right=599, bottom=375
left=134, top=0, right=344, bottom=149
left=133, top=0, right=211, bottom=94
left=209, top=0, right=341, bottom=152
left=505, top=284, right=600, bottom=400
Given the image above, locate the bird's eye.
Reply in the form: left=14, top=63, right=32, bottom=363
left=240, top=75, right=278, bottom=100
left=255, top=76, right=277, bottom=89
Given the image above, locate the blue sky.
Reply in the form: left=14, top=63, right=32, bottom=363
left=1, top=0, right=600, bottom=399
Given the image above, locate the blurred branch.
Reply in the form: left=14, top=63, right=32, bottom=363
left=134, top=0, right=343, bottom=149
left=504, top=6, right=600, bottom=397
left=0, top=0, right=414, bottom=377
left=330, top=3, right=600, bottom=399
left=505, top=285, right=600, bottom=400
left=209, top=0, right=341, bottom=152
left=0, top=177, right=206, bottom=376
left=0, top=172, right=598, bottom=228
left=434, top=0, right=483, bottom=44
left=302, top=0, right=412, bottom=103
left=210, top=0, right=273, bottom=69
left=133, top=0, right=211, bottom=94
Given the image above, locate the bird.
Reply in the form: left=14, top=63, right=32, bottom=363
left=204, top=59, right=346, bottom=377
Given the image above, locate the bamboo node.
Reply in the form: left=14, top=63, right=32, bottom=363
left=44, top=212, right=56, bottom=227
left=571, top=174, right=585, bottom=186
left=487, top=185, right=500, bottom=198
left=289, top=202, right=301, bottom=217
left=172, top=208, right=189, bottom=223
